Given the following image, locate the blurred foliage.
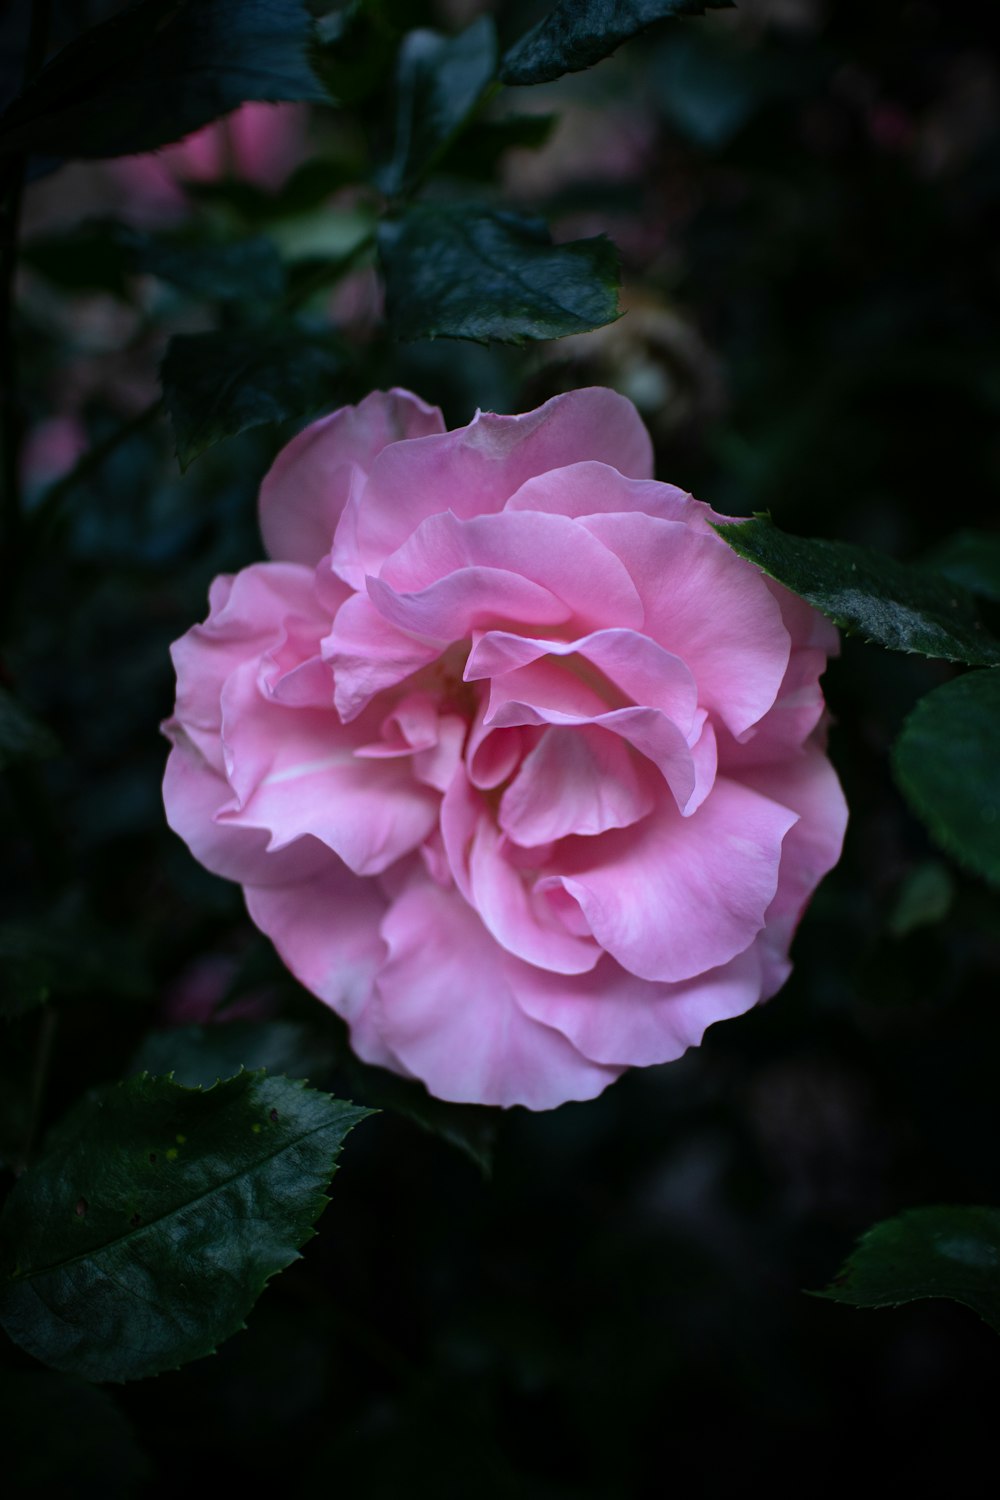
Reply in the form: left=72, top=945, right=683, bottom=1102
left=2, top=0, right=1000, bottom=1493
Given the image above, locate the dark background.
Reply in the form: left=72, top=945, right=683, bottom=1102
left=2, top=1, right=999, bottom=1493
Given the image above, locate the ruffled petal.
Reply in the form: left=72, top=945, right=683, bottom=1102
left=483, top=661, right=710, bottom=815
left=162, top=733, right=330, bottom=887
left=499, top=725, right=653, bottom=846
left=334, top=387, right=654, bottom=585
left=546, top=776, right=798, bottom=983
left=323, top=591, right=441, bottom=723
left=717, top=647, right=829, bottom=770
left=466, top=626, right=697, bottom=726
left=505, top=460, right=712, bottom=530
left=260, top=389, right=444, bottom=565
left=580, top=513, right=791, bottom=738
left=170, top=562, right=323, bottom=772
left=245, top=869, right=401, bottom=1073
left=512, top=946, right=765, bottom=1068
left=468, top=813, right=601, bottom=974
left=379, top=510, right=643, bottom=632
left=374, top=878, right=621, bottom=1108
left=738, top=743, right=848, bottom=996
left=216, top=663, right=439, bottom=875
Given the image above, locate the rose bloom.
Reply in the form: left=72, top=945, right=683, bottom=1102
left=163, top=388, right=846, bottom=1109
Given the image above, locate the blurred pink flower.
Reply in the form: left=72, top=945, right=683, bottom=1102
left=113, top=102, right=309, bottom=221
left=20, top=414, right=88, bottom=497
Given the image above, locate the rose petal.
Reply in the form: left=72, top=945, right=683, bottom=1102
left=260, top=388, right=443, bottom=565
left=483, top=660, right=709, bottom=814
left=738, top=743, right=848, bottom=996
left=545, top=776, right=798, bottom=982
left=468, top=813, right=601, bottom=974
left=717, top=647, right=829, bottom=770
left=512, top=946, right=765, bottom=1068
left=374, top=878, right=621, bottom=1108
left=466, top=626, right=697, bottom=726
left=163, top=733, right=330, bottom=887
left=334, top=387, right=655, bottom=585
left=505, top=460, right=712, bottom=530
left=323, top=591, right=441, bottom=723
left=170, top=562, right=323, bottom=772
left=499, top=725, right=654, bottom=846
left=216, top=663, right=439, bottom=875
left=376, top=509, right=643, bottom=635
left=580, top=513, right=791, bottom=738
left=245, top=870, right=402, bottom=1073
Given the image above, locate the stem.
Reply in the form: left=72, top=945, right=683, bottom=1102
left=281, top=228, right=378, bottom=314
left=0, top=0, right=53, bottom=630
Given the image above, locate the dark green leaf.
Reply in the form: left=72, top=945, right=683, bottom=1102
left=714, top=517, right=1000, bottom=665
left=183, top=155, right=361, bottom=222
left=382, top=18, right=497, bottom=195
left=161, top=324, right=345, bottom=467
left=312, top=0, right=402, bottom=106
left=128, top=231, right=286, bottom=302
left=437, top=112, right=558, bottom=180
left=0, top=1370, right=152, bottom=1494
left=0, top=685, right=60, bottom=771
left=888, top=860, right=955, bottom=939
left=500, top=0, right=734, bottom=87
left=130, top=1021, right=338, bottom=1088
left=0, top=1072, right=372, bottom=1382
left=24, top=222, right=286, bottom=303
left=922, top=529, right=1000, bottom=605
left=379, top=204, right=620, bottom=344
left=815, top=1205, right=1000, bottom=1334
left=0, top=0, right=328, bottom=162
left=893, top=669, right=1000, bottom=888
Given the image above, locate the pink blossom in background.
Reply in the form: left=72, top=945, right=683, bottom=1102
left=162, top=388, right=847, bottom=1110
left=161, top=955, right=276, bottom=1026
left=20, top=414, right=88, bottom=498
left=112, top=103, right=309, bottom=222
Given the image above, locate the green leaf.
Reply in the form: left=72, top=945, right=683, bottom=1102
left=0, top=1072, right=372, bottom=1382
left=379, top=204, right=620, bottom=344
left=437, top=112, right=558, bottom=180
left=161, top=324, right=345, bottom=468
left=0, top=1370, right=152, bottom=1493
left=382, top=18, right=498, bottom=195
left=24, top=222, right=286, bottom=303
left=888, top=860, right=955, bottom=939
left=130, top=1021, right=338, bottom=1088
left=922, top=529, right=1000, bottom=605
left=815, top=1205, right=1000, bottom=1334
left=500, top=0, right=734, bottom=87
left=181, top=155, right=363, bottom=225
left=892, top=669, right=1000, bottom=888
left=714, top=517, right=1000, bottom=666
left=127, top=231, right=286, bottom=303
left=312, top=0, right=402, bottom=107
left=0, top=0, right=328, bottom=162
left=0, top=686, right=59, bottom=772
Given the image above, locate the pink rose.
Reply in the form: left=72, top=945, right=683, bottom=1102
left=163, top=388, right=847, bottom=1109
